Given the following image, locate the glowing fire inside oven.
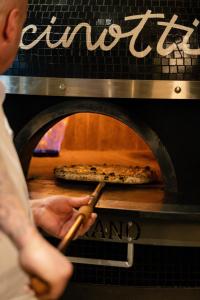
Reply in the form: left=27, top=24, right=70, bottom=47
left=34, top=119, right=68, bottom=156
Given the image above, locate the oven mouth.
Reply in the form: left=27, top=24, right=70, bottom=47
left=14, top=100, right=177, bottom=212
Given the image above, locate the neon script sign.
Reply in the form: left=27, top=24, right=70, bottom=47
left=20, top=10, right=200, bottom=58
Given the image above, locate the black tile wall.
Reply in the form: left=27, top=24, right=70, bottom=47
left=5, top=0, right=200, bottom=80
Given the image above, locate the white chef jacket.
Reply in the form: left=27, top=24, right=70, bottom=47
left=0, top=81, right=37, bottom=300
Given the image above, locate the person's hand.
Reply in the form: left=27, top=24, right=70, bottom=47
left=31, top=195, right=97, bottom=239
left=19, top=227, right=73, bottom=300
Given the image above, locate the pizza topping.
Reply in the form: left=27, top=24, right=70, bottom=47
left=90, top=167, right=97, bottom=172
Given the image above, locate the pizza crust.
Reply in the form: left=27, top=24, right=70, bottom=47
left=54, top=164, right=157, bottom=184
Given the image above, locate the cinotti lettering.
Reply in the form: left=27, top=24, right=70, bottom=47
left=20, top=10, right=200, bottom=58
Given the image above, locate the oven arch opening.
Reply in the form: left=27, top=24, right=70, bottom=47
left=15, top=100, right=177, bottom=201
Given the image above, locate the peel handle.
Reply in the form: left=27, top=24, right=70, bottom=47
left=58, top=182, right=106, bottom=253
left=30, top=277, right=50, bottom=298
left=31, top=182, right=105, bottom=297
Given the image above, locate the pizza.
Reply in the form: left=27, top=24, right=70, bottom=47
left=54, top=164, right=157, bottom=184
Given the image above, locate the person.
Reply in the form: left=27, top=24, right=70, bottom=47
left=0, top=1, right=97, bottom=299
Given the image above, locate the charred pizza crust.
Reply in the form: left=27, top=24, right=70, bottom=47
left=54, top=164, right=157, bottom=184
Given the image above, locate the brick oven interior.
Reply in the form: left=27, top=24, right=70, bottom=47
left=28, top=113, right=164, bottom=211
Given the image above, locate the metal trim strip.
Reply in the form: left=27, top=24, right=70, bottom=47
left=68, top=243, right=134, bottom=268
left=1, top=75, right=200, bottom=99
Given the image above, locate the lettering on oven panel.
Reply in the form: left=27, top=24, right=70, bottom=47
left=20, top=10, right=200, bottom=58
left=84, top=219, right=140, bottom=242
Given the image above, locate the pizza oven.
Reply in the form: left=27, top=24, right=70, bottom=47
left=9, top=91, right=176, bottom=202
left=3, top=78, right=200, bottom=298
left=2, top=0, right=200, bottom=298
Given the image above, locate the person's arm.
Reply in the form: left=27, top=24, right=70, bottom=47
left=0, top=155, right=34, bottom=248
left=0, top=158, right=73, bottom=299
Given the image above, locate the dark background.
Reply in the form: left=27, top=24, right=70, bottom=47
left=5, top=0, right=200, bottom=80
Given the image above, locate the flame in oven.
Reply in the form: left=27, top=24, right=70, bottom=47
left=34, top=119, right=68, bottom=156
